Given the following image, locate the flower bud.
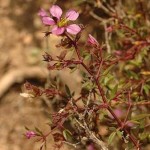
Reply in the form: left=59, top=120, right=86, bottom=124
left=87, top=34, right=99, bottom=47
left=25, top=131, right=36, bottom=139
left=106, top=26, right=113, bottom=33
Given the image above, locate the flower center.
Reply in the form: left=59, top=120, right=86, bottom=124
left=57, top=18, right=68, bottom=27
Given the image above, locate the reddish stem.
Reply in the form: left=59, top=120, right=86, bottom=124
left=123, top=91, right=132, bottom=125
left=67, top=35, right=141, bottom=149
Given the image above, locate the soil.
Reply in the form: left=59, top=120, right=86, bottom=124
left=0, top=0, right=72, bottom=150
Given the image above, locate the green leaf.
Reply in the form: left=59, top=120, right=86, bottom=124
left=34, top=127, right=43, bottom=136
left=110, top=84, right=118, bottom=99
left=72, top=91, right=75, bottom=97
left=116, top=130, right=123, bottom=139
left=24, top=126, right=29, bottom=131
left=82, top=81, right=89, bottom=88
left=132, top=114, right=150, bottom=121
left=127, top=120, right=140, bottom=125
left=108, top=132, right=116, bottom=145
left=63, top=129, right=72, bottom=141
left=102, top=65, right=114, bottom=76
left=139, top=119, right=146, bottom=129
left=65, top=84, right=71, bottom=98
left=70, top=66, right=77, bottom=73
left=143, top=84, right=150, bottom=95
left=129, top=20, right=136, bottom=28
left=103, top=74, right=114, bottom=85
left=139, top=133, right=149, bottom=140
left=108, top=127, right=116, bottom=131
left=58, top=50, right=67, bottom=60
left=47, top=114, right=52, bottom=125
left=84, top=54, right=91, bottom=61
left=125, top=70, right=139, bottom=79
left=99, top=113, right=104, bottom=121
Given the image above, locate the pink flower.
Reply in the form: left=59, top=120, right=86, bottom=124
left=125, top=121, right=135, bottom=128
left=87, top=34, right=99, bottom=47
left=39, top=5, right=81, bottom=35
left=114, top=50, right=122, bottom=56
left=25, top=131, right=36, bottom=139
left=109, top=109, right=123, bottom=119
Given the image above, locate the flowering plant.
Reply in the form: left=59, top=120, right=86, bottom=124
left=23, top=2, right=150, bottom=150
left=38, top=5, right=81, bottom=35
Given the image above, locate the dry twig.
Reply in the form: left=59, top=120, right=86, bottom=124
left=0, top=67, right=48, bottom=98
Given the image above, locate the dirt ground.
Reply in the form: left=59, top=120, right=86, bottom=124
left=0, top=0, right=74, bottom=150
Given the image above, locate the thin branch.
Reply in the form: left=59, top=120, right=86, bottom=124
left=89, top=11, right=114, bottom=24
left=123, top=91, right=132, bottom=125
left=96, top=59, right=103, bottom=80
left=75, top=118, right=108, bottom=150
left=64, top=32, right=141, bottom=150
left=0, top=67, right=48, bottom=99
left=113, top=100, right=150, bottom=106
left=96, top=0, right=113, bottom=16
left=63, top=141, right=80, bottom=148
left=104, top=22, right=111, bottom=54
left=83, top=120, right=108, bottom=150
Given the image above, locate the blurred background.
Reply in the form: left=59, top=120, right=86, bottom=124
left=0, top=0, right=58, bottom=149
left=0, top=0, right=150, bottom=150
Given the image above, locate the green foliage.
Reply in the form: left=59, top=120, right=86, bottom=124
left=132, top=114, right=150, bottom=121
left=65, top=84, right=72, bottom=98
left=108, top=132, right=116, bottom=145
left=63, top=129, right=73, bottom=141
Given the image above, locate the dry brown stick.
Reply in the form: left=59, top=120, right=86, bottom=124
left=75, top=118, right=108, bottom=150
left=103, top=22, right=111, bottom=54
left=0, top=67, right=48, bottom=98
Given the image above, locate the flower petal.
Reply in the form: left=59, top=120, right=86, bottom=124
left=66, top=10, right=79, bottom=21
left=38, top=8, right=48, bottom=17
left=51, top=26, right=65, bottom=35
left=50, top=5, right=62, bottom=19
left=42, top=17, right=55, bottom=25
left=66, top=24, right=81, bottom=35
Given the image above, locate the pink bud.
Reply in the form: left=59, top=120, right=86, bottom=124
left=87, top=34, right=99, bottom=47
left=114, top=50, right=122, bottom=56
left=26, top=131, right=36, bottom=139
left=126, top=121, right=134, bottom=127
left=114, top=109, right=123, bottom=118
left=109, top=109, right=123, bottom=119
left=106, top=26, right=113, bottom=33
left=87, top=143, right=95, bottom=150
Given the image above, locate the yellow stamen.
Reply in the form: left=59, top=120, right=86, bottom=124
left=57, top=18, right=68, bottom=27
